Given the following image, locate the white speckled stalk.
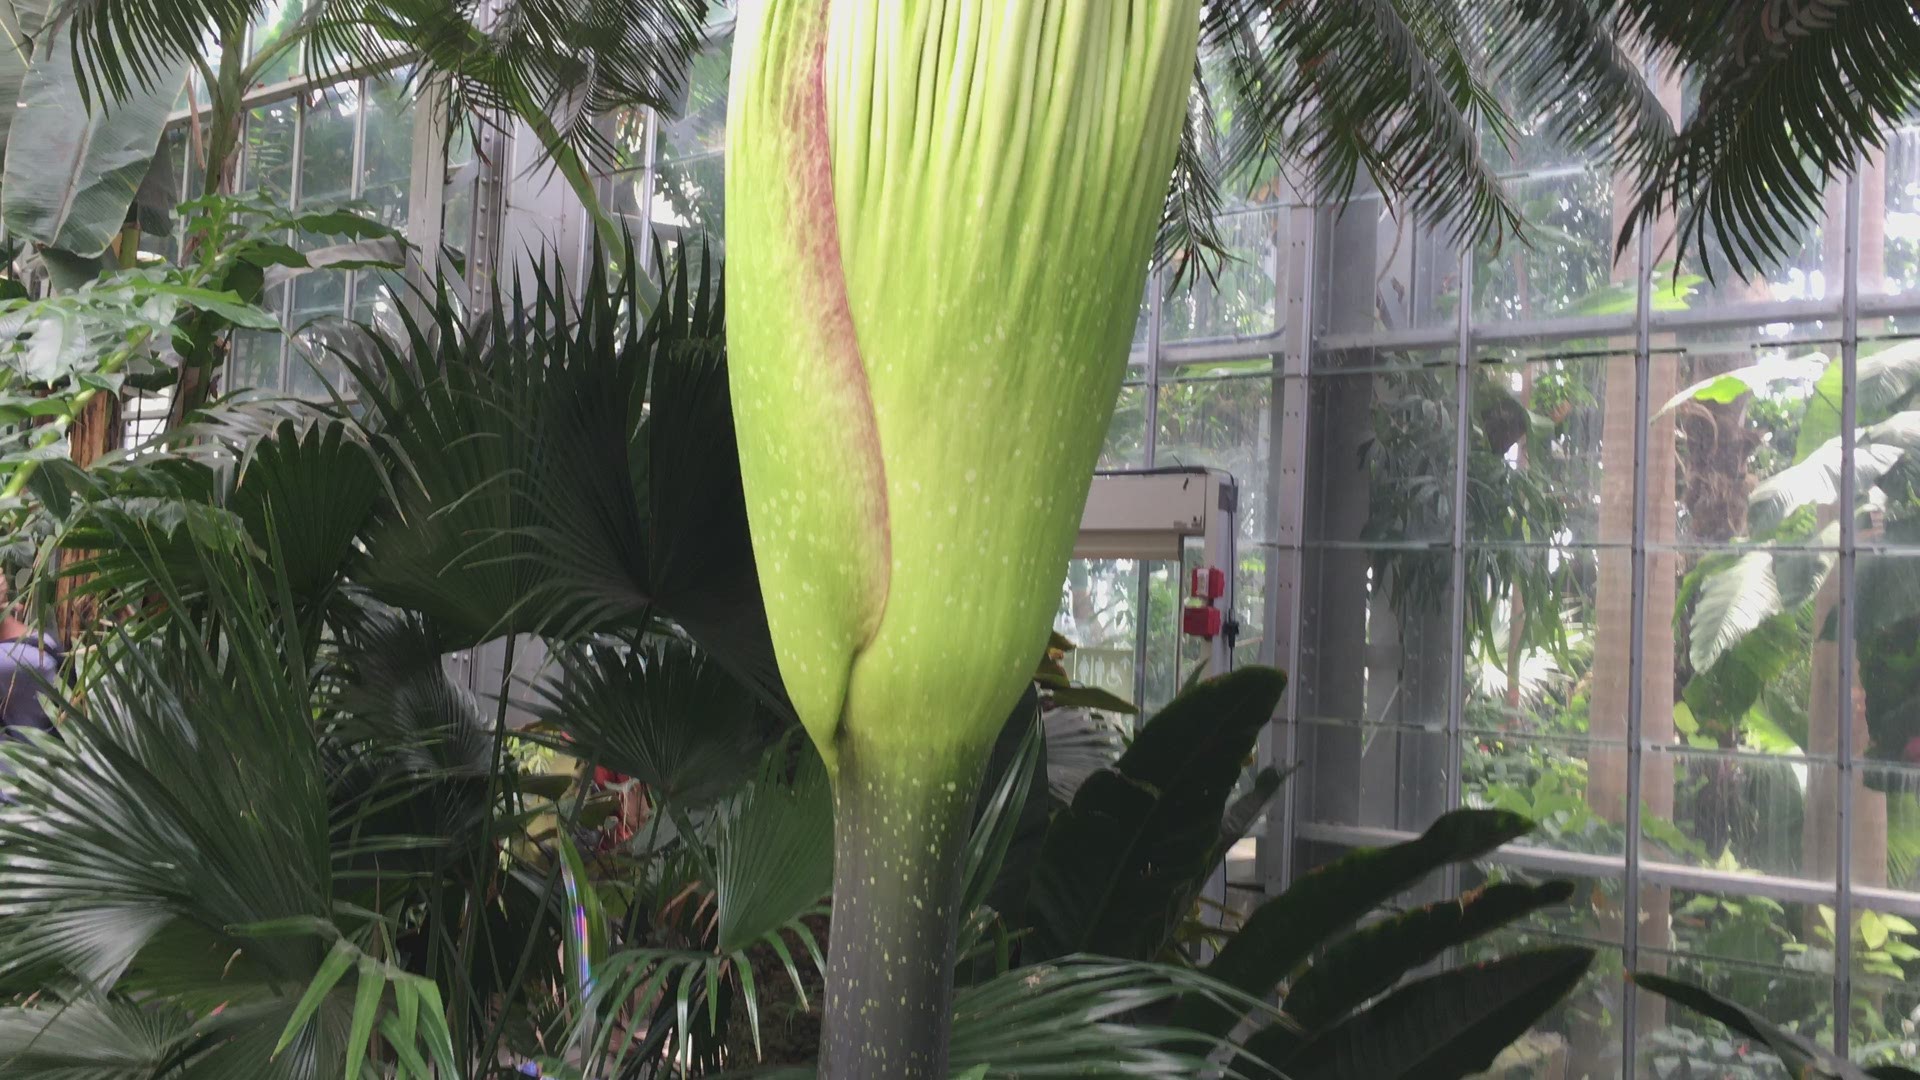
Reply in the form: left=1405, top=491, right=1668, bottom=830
left=820, top=752, right=982, bottom=1078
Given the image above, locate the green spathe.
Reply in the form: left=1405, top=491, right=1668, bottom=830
left=728, top=0, right=1199, bottom=776
left=727, top=3, right=1200, bottom=1072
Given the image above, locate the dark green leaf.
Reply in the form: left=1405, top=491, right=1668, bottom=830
left=1282, top=881, right=1575, bottom=1033
left=2, top=23, right=187, bottom=256
left=1025, top=665, right=1286, bottom=961
left=1250, top=946, right=1594, bottom=1080
left=1175, top=807, right=1535, bottom=1038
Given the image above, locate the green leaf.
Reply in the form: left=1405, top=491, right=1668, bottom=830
left=1799, top=354, right=1846, bottom=466
left=712, top=747, right=833, bottom=955
left=1280, top=881, right=1576, bottom=1033
left=0, top=4, right=53, bottom=154
left=225, top=417, right=384, bottom=601
left=531, top=637, right=775, bottom=809
left=1173, top=807, right=1535, bottom=1039
left=946, top=958, right=1274, bottom=1078
left=1045, top=683, right=1140, bottom=715
left=1861, top=909, right=1889, bottom=951
left=960, top=689, right=1043, bottom=931
left=129, top=281, right=281, bottom=330
left=344, top=955, right=383, bottom=1080
left=1635, top=972, right=1885, bottom=1080
left=1657, top=354, right=1827, bottom=416
left=1024, top=665, right=1287, bottom=961
left=275, top=938, right=355, bottom=1057
left=1, top=23, right=188, bottom=256
left=1218, top=765, right=1285, bottom=856
left=1250, top=947, right=1594, bottom=1080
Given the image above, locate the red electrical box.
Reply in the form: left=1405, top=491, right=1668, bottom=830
left=1189, top=566, right=1225, bottom=600
left=1182, top=605, right=1223, bottom=638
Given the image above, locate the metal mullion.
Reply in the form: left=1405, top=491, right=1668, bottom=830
left=1620, top=215, right=1655, bottom=1080
left=274, top=99, right=303, bottom=390
left=342, top=76, right=371, bottom=321
left=164, top=50, right=414, bottom=129
left=1134, top=271, right=1165, bottom=714
left=637, top=107, right=661, bottom=273
left=1441, top=247, right=1472, bottom=903
left=1295, top=820, right=1920, bottom=918
left=1265, top=203, right=1315, bottom=894
left=1833, top=157, right=1862, bottom=1060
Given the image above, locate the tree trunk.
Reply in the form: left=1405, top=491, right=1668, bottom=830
left=1588, top=77, right=1682, bottom=1043
left=1801, top=154, right=1890, bottom=905
left=54, top=224, right=136, bottom=642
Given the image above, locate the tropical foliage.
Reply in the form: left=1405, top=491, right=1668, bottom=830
left=0, top=245, right=1603, bottom=1077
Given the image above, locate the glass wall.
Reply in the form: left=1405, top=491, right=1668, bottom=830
left=1286, top=95, right=1920, bottom=1075
left=533, top=19, right=1920, bottom=1078
left=151, top=23, right=433, bottom=400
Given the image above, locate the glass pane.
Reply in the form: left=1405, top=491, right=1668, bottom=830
left=285, top=325, right=349, bottom=398
left=291, top=269, right=346, bottom=324
left=652, top=151, right=724, bottom=261
left=1305, top=366, right=1459, bottom=545
left=299, top=82, right=358, bottom=205
left=1160, top=207, right=1282, bottom=342
left=1466, top=731, right=1628, bottom=860
left=1854, top=978, right=1920, bottom=1072
left=1870, top=118, right=1920, bottom=328
left=1155, top=371, right=1273, bottom=538
left=1659, top=342, right=1842, bottom=547
left=1657, top=540, right=1839, bottom=867
left=1851, top=336, right=1920, bottom=547
left=442, top=124, right=475, bottom=269
left=1462, top=544, right=1630, bottom=859
left=1859, top=761, right=1920, bottom=896
left=657, top=29, right=731, bottom=163
left=1054, top=558, right=1184, bottom=716
left=360, top=70, right=414, bottom=229
left=1469, top=353, right=1624, bottom=546
left=1297, top=544, right=1454, bottom=729
left=1057, top=558, right=1141, bottom=707
left=1130, top=277, right=1153, bottom=355
left=1100, top=384, right=1148, bottom=469
left=1296, top=718, right=1454, bottom=837
left=1859, top=555, right=1920, bottom=781
left=248, top=0, right=308, bottom=85
left=1644, top=748, right=1831, bottom=881
left=241, top=101, right=298, bottom=206
left=1637, top=948, right=1834, bottom=1076
left=1316, top=194, right=1460, bottom=336
left=227, top=282, right=285, bottom=392
left=1475, top=169, right=1626, bottom=323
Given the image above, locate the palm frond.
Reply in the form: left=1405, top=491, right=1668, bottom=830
left=1479, top=0, right=1673, bottom=188
left=0, top=537, right=330, bottom=1001
left=46, top=0, right=255, bottom=107
left=577, top=750, right=831, bottom=1073
left=531, top=635, right=778, bottom=810
left=945, top=957, right=1279, bottom=1078
left=312, top=0, right=709, bottom=168
left=325, top=608, right=497, bottom=870
left=1615, top=0, right=1920, bottom=277
left=1156, top=64, right=1232, bottom=292
left=350, top=248, right=786, bottom=709
left=0, top=996, right=200, bottom=1079
left=1201, top=0, right=1523, bottom=249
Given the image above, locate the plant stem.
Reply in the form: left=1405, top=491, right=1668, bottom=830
left=820, top=751, right=981, bottom=1079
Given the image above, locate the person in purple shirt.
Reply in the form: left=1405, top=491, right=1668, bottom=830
left=0, top=577, right=62, bottom=741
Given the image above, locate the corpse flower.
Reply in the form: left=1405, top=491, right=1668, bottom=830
left=725, top=1, right=1200, bottom=1073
